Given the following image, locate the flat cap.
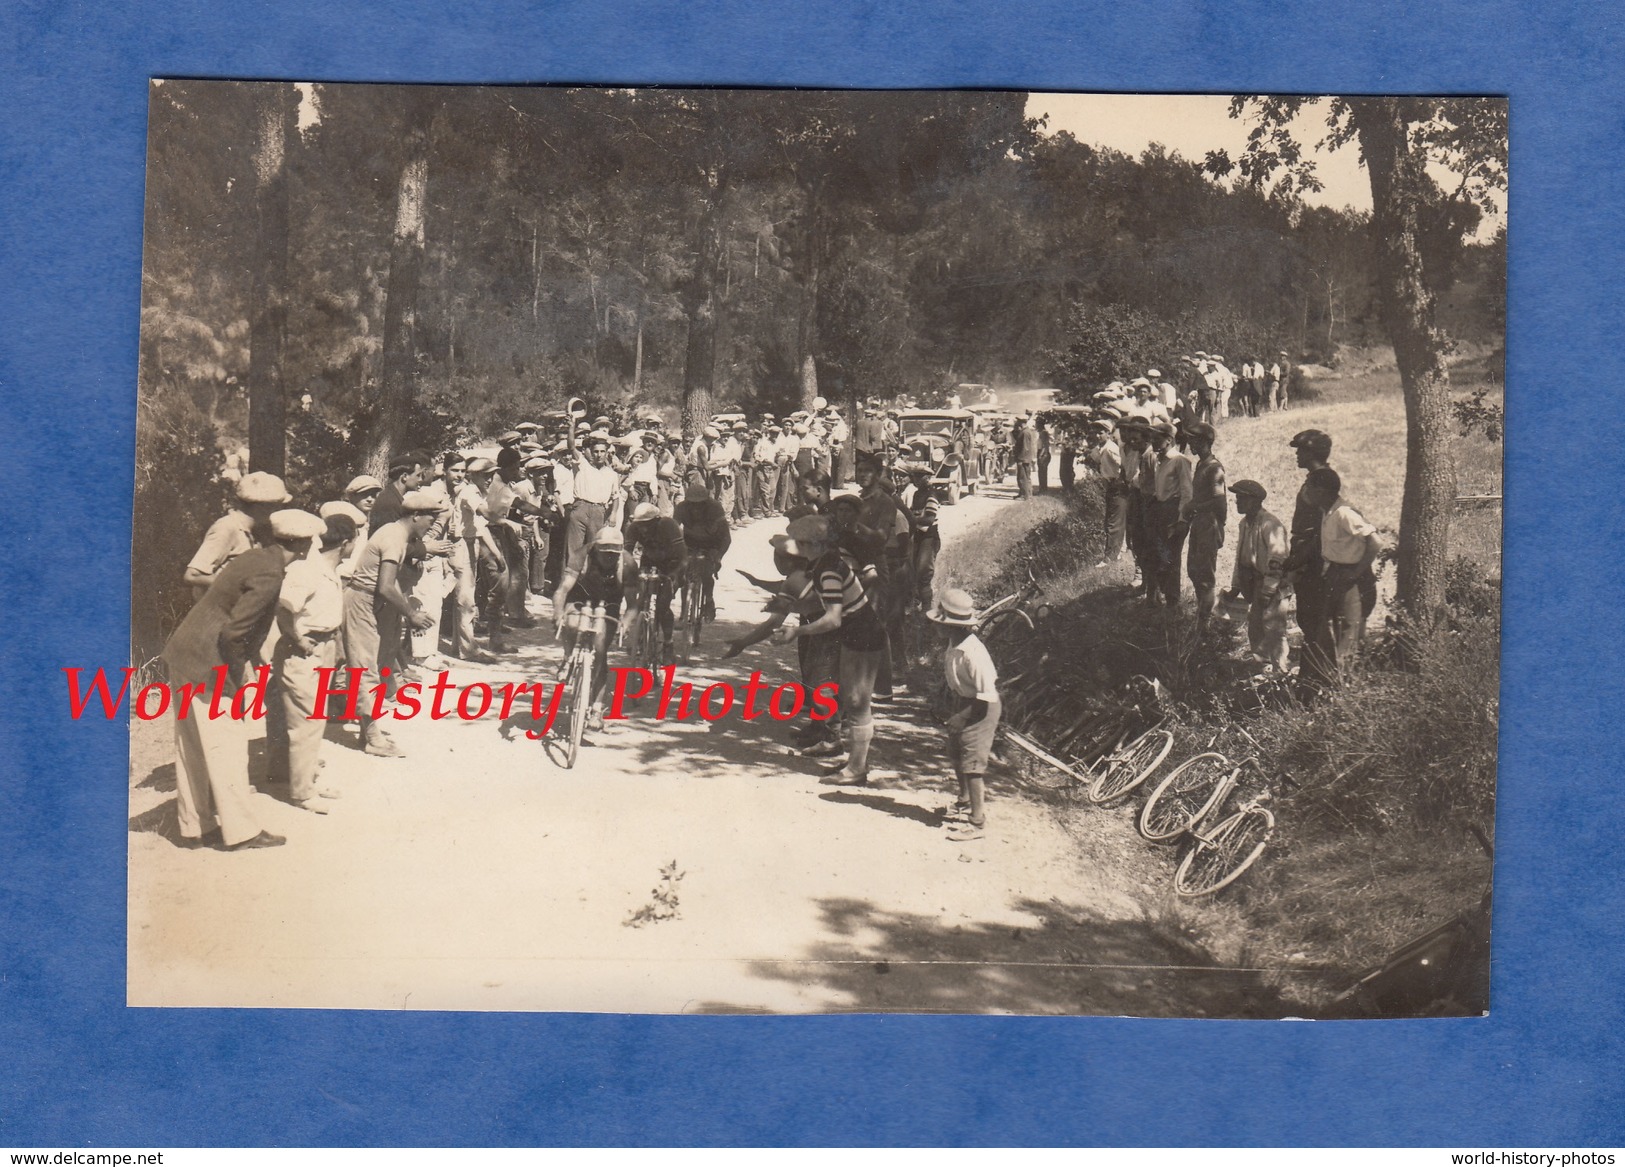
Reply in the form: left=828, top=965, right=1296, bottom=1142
left=1229, top=479, right=1268, bottom=499
left=269, top=509, right=326, bottom=540
left=400, top=490, right=444, bottom=513
left=236, top=471, right=292, bottom=504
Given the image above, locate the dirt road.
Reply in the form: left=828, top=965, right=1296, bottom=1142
left=128, top=485, right=1284, bottom=1016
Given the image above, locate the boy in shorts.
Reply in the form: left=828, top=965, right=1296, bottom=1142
left=928, top=588, right=1001, bottom=840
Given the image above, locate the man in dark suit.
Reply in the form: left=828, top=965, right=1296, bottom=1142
left=162, top=509, right=326, bottom=851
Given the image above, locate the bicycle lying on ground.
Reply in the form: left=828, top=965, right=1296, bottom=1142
left=1138, top=753, right=1277, bottom=896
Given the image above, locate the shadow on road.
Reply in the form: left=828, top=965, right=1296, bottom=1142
left=698, top=895, right=1294, bottom=1017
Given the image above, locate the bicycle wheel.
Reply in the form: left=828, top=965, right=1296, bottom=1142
left=979, top=608, right=1034, bottom=656
left=1088, top=727, right=1175, bottom=804
left=564, top=652, right=590, bottom=769
left=1174, top=806, right=1275, bottom=897
left=1139, top=752, right=1233, bottom=842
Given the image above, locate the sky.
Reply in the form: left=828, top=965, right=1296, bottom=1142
left=1025, top=92, right=1377, bottom=214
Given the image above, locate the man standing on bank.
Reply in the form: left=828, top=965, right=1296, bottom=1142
left=1183, top=421, right=1227, bottom=634
left=1304, top=467, right=1382, bottom=683
left=1225, top=480, right=1290, bottom=671
left=163, top=508, right=327, bottom=851
left=1285, top=429, right=1337, bottom=686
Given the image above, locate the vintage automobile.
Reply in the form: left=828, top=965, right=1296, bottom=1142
left=896, top=407, right=978, bottom=504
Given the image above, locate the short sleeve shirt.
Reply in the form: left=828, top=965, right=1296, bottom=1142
left=348, top=521, right=412, bottom=594
left=944, top=634, right=1000, bottom=702
left=1321, top=499, right=1376, bottom=564
left=278, top=555, right=344, bottom=636
left=186, top=509, right=258, bottom=578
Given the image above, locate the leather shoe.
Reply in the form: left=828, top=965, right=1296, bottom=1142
left=226, top=830, right=286, bottom=851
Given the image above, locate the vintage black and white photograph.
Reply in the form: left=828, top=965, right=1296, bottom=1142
left=127, top=83, right=1505, bottom=1017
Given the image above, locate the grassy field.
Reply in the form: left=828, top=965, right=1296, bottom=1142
left=934, top=357, right=1503, bottom=1011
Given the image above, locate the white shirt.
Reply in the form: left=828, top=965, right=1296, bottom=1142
left=1321, top=498, right=1376, bottom=564
left=944, top=634, right=1000, bottom=703
left=572, top=462, right=620, bottom=506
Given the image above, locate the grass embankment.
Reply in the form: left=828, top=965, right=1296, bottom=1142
left=958, top=362, right=1501, bottom=1009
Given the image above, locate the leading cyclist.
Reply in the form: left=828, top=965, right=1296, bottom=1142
left=626, top=502, right=688, bottom=664
left=559, top=526, right=627, bottom=731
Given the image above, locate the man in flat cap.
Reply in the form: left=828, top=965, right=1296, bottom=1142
left=184, top=471, right=291, bottom=597
left=1145, top=420, right=1193, bottom=609
left=1183, top=421, right=1227, bottom=633
left=1225, top=480, right=1290, bottom=671
left=344, top=491, right=440, bottom=757
left=1285, top=430, right=1337, bottom=685
left=163, top=508, right=325, bottom=850
left=269, top=512, right=357, bottom=813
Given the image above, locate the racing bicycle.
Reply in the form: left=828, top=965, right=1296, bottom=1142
left=626, top=566, right=668, bottom=672
left=556, top=601, right=607, bottom=769
left=681, top=551, right=720, bottom=650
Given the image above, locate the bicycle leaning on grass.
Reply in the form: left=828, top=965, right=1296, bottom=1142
left=1138, top=753, right=1277, bottom=897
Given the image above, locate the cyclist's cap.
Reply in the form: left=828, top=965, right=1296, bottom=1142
left=464, top=457, right=496, bottom=474
left=785, top=514, right=832, bottom=546
left=702, top=424, right=721, bottom=439
left=592, top=527, right=625, bottom=550
left=630, top=502, right=661, bottom=522
left=1289, top=429, right=1332, bottom=454
left=1229, top=479, right=1268, bottom=500
left=927, top=588, right=979, bottom=627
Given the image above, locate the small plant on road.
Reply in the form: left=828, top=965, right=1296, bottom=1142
left=624, top=861, right=685, bottom=928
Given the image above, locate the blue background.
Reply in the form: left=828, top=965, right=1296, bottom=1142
left=2, top=0, right=1620, bottom=1147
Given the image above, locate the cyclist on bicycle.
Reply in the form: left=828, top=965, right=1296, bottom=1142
left=626, top=501, right=687, bottom=663
left=560, top=526, right=626, bottom=731
left=674, top=480, right=731, bottom=622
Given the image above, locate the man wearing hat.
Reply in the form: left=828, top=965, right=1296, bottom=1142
left=1183, top=421, right=1227, bottom=632
left=1145, top=420, right=1193, bottom=608
left=162, top=508, right=325, bottom=850
left=1268, top=351, right=1290, bottom=411
left=904, top=461, right=942, bottom=609
left=1285, top=429, right=1337, bottom=685
left=1013, top=415, right=1039, bottom=499
left=344, top=490, right=441, bottom=757
left=625, top=501, right=688, bottom=661
left=183, top=471, right=291, bottom=597
left=1305, top=467, right=1381, bottom=682
left=1085, top=420, right=1128, bottom=565
left=674, top=480, right=731, bottom=622
left=269, top=512, right=358, bottom=813
left=929, top=587, right=1001, bottom=842
left=753, top=424, right=780, bottom=518
left=560, top=526, right=629, bottom=732
left=1225, top=480, right=1290, bottom=671
left=1122, top=419, right=1158, bottom=591
left=731, top=421, right=754, bottom=523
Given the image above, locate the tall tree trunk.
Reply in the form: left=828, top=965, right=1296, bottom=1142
left=1353, top=97, right=1456, bottom=621
left=247, top=83, right=295, bottom=475
left=680, top=167, right=727, bottom=439
left=367, top=103, right=431, bottom=476
left=797, top=201, right=822, bottom=410
left=633, top=311, right=644, bottom=395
